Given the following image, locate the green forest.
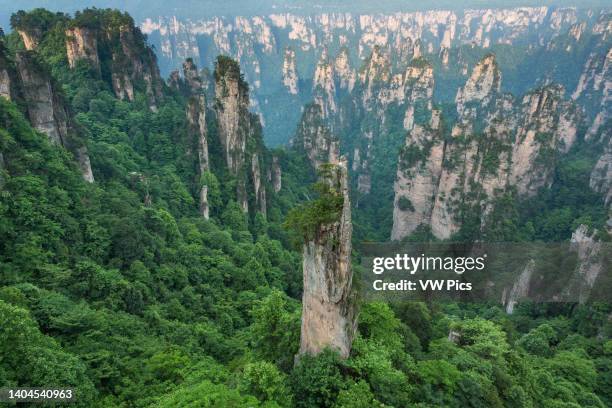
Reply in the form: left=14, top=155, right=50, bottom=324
left=0, top=7, right=610, bottom=408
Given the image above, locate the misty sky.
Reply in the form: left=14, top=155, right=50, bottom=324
left=1, top=0, right=609, bottom=33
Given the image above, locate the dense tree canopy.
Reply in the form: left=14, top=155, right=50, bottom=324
left=0, top=7, right=609, bottom=408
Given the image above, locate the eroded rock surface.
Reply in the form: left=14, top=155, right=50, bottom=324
left=299, top=157, right=356, bottom=359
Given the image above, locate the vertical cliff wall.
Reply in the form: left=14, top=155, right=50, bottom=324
left=566, top=225, right=606, bottom=304
left=0, top=41, right=17, bottom=101
left=0, top=67, right=11, bottom=100
left=391, top=59, right=440, bottom=240
left=312, top=51, right=337, bottom=120
left=17, top=29, right=42, bottom=51
left=186, top=93, right=210, bottom=218
left=282, top=47, right=299, bottom=95
left=183, top=58, right=202, bottom=94
left=392, top=54, right=580, bottom=240
left=590, top=137, right=612, bottom=207
left=62, top=12, right=164, bottom=112
left=215, top=57, right=251, bottom=176
left=15, top=52, right=69, bottom=146
left=299, top=158, right=356, bottom=359
left=141, top=7, right=607, bottom=146
left=293, top=103, right=339, bottom=170
left=214, top=56, right=268, bottom=215
left=11, top=51, right=94, bottom=183
left=572, top=22, right=611, bottom=141
left=502, top=260, right=535, bottom=315
left=271, top=156, right=282, bottom=193
left=65, top=27, right=100, bottom=72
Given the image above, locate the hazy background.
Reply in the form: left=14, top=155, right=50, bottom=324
left=1, top=0, right=611, bottom=30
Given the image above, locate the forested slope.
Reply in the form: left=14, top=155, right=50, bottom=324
left=0, top=8, right=610, bottom=408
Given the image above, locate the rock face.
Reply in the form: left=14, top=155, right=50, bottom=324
left=393, top=54, right=580, bottom=240
left=293, top=103, right=339, bottom=170
left=168, top=70, right=181, bottom=90
left=15, top=52, right=69, bottom=146
left=141, top=7, right=606, bottom=145
left=391, top=59, right=441, bottom=240
left=145, top=8, right=589, bottom=75
left=299, top=157, right=356, bottom=359
left=0, top=68, right=10, bottom=100
left=334, top=47, right=356, bottom=93
left=392, top=123, right=444, bottom=240
left=360, top=46, right=391, bottom=107
left=314, top=49, right=437, bottom=200
left=183, top=58, right=202, bottom=94
left=64, top=15, right=164, bottom=111
left=282, top=47, right=299, bottom=95
left=214, top=56, right=268, bottom=214
left=0, top=42, right=16, bottom=101
left=17, top=28, right=45, bottom=51
left=272, top=156, right=282, bottom=192
left=186, top=94, right=210, bottom=218
left=77, top=146, right=95, bottom=183
left=65, top=27, right=100, bottom=71
left=501, top=225, right=608, bottom=312
left=215, top=57, right=251, bottom=175
left=8, top=50, right=94, bottom=183
left=572, top=22, right=611, bottom=141
left=312, top=52, right=337, bottom=119
left=509, top=85, right=579, bottom=194
left=590, top=137, right=612, bottom=207
left=251, top=153, right=267, bottom=215
left=502, top=259, right=535, bottom=314
left=455, top=54, right=501, bottom=117
left=567, top=225, right=605, bottom=304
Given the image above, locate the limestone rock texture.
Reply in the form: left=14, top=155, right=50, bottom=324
left=186, top=95, right=210, bottom=175
left=572, top=16, right=611, bottom=141
left=334, top=47, right=356, bottom=93
left=455, top=54, right=501, bottom=118
left=509, top=85, right=579, bottom=195
left=183, top=58, right=202, bottom=94
left=17, top=29, right=43, bottom=51
left=272, top=156, right=282, bottom=193
left=312, top=53, right=337, bottom=119
left=391, top=59, right=441, bottom=240
left=282, top=47, right=299, bottom=95
left=0, top=42, right=16, bottom=101
left=0, top=68, right=11, bottom=100
left=168, top=70, right=181, bottom=90
left=15, top=52, right=69, bottom=146
left=590, top=137, right=612, bottom=207
left=392, top=124, right=444, bottom=240
left=6, top=49, right=94, bottom=183
left=502, top=260, right=535, bottom=315
left=251, top=153, right=267, bottom=215
left=393, top=55, right=580, bottom=240
left=144, top=7, right=586, bottom=76
left=141, top=8, right=608, bottom=146
left=186, top=94, right=211, bottom=218
left=65, top=19, right=164, bottom=111
left=567, top=225, right=606, bottom=304
left=299, top=157, right=357, bottom=359
left=77, top=147, right=95, bottom=183
left=215, top=58, right=251, bottom=175
left=214, top=57, right=269, bottom=214
left=293, top=103, right=339, bottom=170
left=359, top=46, right=391, bottom=108
left=65, top=27, right=100, bottom=71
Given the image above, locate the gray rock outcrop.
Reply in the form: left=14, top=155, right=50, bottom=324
left=299, top=157, right=357, bottom=359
